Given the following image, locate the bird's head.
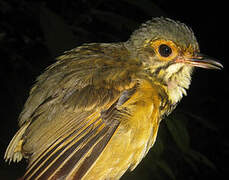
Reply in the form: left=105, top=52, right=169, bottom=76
left=125, top=17, right=223, bottom=103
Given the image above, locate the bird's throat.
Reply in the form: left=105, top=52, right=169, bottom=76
left=167, top=80, right=187, bottom=104
left=165, top=65, right=193, bottom=104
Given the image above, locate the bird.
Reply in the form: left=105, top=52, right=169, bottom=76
left=4, top=17, right=223, bottom=180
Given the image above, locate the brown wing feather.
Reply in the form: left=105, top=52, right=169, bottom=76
left=24, top=114, right=120, bottom=180
left=23, top=113, right=101, bottom=179
left=70, top=121, right=119, bottom=180
left=22, top=92, right=129, bottom=180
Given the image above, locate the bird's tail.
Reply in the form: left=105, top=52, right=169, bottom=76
left=4, top=122, right=30, bottom=164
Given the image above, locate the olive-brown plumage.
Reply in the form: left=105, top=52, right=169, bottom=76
left=5, top=17, right=222, bottom=180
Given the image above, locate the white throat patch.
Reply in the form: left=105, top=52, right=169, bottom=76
left=165, top=63, right=193, bottom=104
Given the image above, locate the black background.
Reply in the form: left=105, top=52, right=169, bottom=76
left=0, top=0, right=228, bottom=179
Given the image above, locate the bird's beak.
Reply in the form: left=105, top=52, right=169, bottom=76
left=176, top=53, right=223, bottom=70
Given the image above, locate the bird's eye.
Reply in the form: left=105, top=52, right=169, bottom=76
left=158, top=44, right=172, bottom=57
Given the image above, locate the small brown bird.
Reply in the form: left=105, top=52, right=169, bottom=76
left=5, top=17, right=223, bottom=180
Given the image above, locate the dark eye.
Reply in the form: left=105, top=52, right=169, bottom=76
left=158, top=44, right=172, bottom=57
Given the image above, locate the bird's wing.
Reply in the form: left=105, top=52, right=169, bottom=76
left=23, top=88, right=136, bottom=180
left=18, top=43, right=138, bottom=126
left=14, top=43, right=139, bottom=179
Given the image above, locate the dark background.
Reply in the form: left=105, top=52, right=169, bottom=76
left=0, top=0, right=228, bottom=179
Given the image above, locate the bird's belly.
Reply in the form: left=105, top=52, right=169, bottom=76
left=82, top=123, right=153, bottom=180
left=83, top=95, right=160, bottom=179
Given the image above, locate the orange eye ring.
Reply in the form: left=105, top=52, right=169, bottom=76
left=149, top=39, right=179, bottom=61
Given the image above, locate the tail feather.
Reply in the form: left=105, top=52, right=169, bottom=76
left=4, top=122, right=30, bottom=163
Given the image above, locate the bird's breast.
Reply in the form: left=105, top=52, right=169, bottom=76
left=83, top=79, right=162, bottom=180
